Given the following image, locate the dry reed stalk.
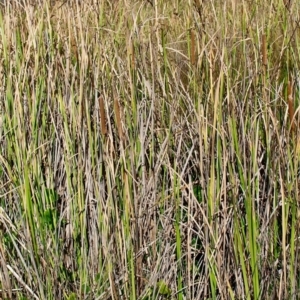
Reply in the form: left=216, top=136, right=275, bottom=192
left=190, top=29, right=196, bottom=67
left=114, top=98, right=124, bottom=141
left=134, top=219, right=142, bottom=296
left=98, top=96, right=107, bottom=136
left=287, top=80, right=295, bottom=133
left=262, top=34, right=267, bottom=67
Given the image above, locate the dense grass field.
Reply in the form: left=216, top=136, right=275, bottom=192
left=1, top=0, right=300, bottom=299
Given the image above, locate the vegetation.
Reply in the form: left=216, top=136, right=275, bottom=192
left=0, top=0, right=300, bottom=299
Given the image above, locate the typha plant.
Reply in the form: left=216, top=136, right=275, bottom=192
left=1, top=0, right=300, bottom=299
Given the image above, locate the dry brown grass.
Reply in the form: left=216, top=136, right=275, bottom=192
left=1, top=0, right=300, bottom=299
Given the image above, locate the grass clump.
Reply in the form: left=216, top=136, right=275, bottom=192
left=0, top=0, right=300, bottom=299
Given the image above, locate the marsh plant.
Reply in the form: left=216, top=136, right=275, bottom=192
left=0, top=0, right=300, bottom=299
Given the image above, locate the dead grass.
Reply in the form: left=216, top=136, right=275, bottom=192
left=0, top=0, right=300, bottom=299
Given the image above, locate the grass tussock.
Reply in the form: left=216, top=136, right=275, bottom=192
left=1, top=0, right=300, bottom=299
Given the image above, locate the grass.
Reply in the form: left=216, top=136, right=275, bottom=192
left=0, top=0, right=300, bottom=299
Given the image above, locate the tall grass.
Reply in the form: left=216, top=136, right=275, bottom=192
left=0, top=0, right=300, bottom=299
